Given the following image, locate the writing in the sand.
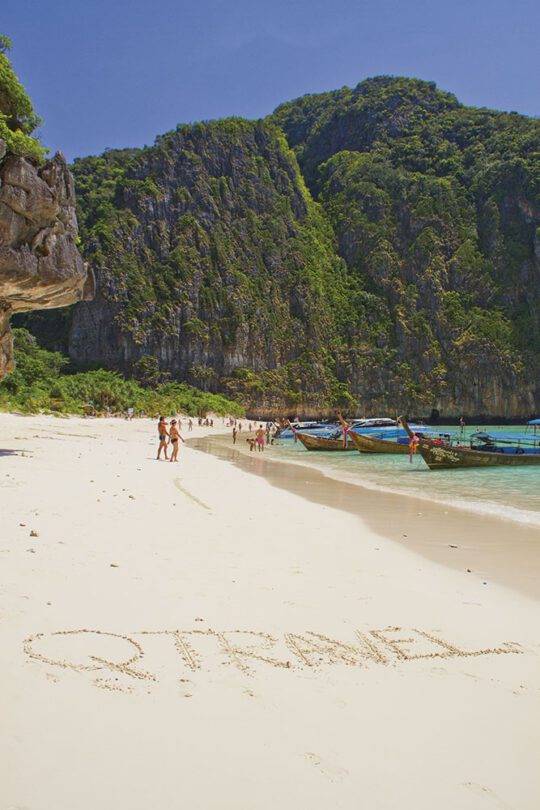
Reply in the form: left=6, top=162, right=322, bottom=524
left=24, top=627, right=522, bottom=690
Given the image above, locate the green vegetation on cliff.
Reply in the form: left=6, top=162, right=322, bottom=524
left=0, top=329, right=243, bottom=416
left=67, top=118, right=366, bottom=410
left=273, top=77, right=539, bottom=410
left=0, top=36, right=46, bottom=162
left=19, top=75, right=540, bottom=415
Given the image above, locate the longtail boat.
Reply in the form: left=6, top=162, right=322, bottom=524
left=295, top=417, right=405, bottom=452
left=296, top=429, right=355, bottom=451
left=349, top=427, right=453, bottom=455
left=399, top=416, right=540, bottom=470
left=349, top=431, right=410, bottom=455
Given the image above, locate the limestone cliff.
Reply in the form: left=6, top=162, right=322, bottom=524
left=0, top=142, right=93, bottom=378
left=21, top=77, right=540, bottom=416
left=67, top=121, right=356, bottom=409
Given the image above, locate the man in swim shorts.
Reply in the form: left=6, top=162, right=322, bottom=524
left=157, top=416, right=169, bottom=460
left=255, top=424, right=266, bottom=452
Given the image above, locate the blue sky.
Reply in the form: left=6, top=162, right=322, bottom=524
left=4, top=0, right=539, bottom=162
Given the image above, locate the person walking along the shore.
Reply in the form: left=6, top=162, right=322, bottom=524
left=157, top=416, right=169, bottom=460
left=169, top=419, right=185, bottom=462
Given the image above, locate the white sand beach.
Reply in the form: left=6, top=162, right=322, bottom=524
left=1, top=413, right=539, bottom=810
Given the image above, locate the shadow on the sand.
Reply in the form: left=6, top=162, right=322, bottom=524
left=0, top=448, right=23, bottom=457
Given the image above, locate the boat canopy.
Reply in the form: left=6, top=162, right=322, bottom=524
left=471, top=431, right=539, bottom=444
left=527, top=418, right=540, bottom=425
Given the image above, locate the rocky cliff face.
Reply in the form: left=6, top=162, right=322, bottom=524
left=0, top=142, right=93, bottom=378
left=68, top=120, right=357, bottom=407
left=274, top=77, right=540, bottom=415
left=24, top=78, right=540, bottom=416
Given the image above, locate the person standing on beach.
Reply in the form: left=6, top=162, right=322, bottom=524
left=157, top=416, right=169, bottom=460
left=232, top=427, right=237, bottom=444
left=169, top=419, right=185, bottom=462
left=256, top=424, right=265, bottom=452
left=188, top=418, right=193, bottom=431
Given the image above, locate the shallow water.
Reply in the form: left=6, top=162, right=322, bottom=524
left=274, top=426, right=540, bottom=527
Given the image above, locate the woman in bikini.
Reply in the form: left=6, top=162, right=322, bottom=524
left=169, top=419, right=185, bottom=462
left=157, top=416, right=169, bottom=460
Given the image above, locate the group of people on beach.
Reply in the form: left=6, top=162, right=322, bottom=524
left=156, top=413, right=278, bottom=461
left=232, top=420, right=276, bottom=452
left=157, top=416, right=187, bottom=461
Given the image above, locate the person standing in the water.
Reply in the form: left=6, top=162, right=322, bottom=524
left=256, top=424, right=266, bottom=452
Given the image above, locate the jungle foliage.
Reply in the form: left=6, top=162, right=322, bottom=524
left=0, top=36, right=47, bottom=162
left=18, top=76, right=540, bottom=412
left=0, top=329, right=244, bottom=416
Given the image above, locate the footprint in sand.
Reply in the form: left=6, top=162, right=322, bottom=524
left=463, top=782, right=513, bottom=808
left=305, top=752, right=349, bottom=780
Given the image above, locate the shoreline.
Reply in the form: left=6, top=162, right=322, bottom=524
left=206, top=429, right=540, bottom=526
left=190, top=433, right=540, bottom=601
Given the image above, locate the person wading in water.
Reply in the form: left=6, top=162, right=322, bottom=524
left=256, top=424, right=266, bottom=452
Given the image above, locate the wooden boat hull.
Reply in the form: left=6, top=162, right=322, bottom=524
left=349, top=431, right=409, bottom=455
left=417, top=441, right=540, bottom=470
left=296, top=432, right=354, bottom=451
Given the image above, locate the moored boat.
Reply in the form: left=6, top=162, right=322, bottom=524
left=349, top=431, right=410, bottom=454
left=349, top=427, right=453, bottom=455
left=296, top=429, right=354, bottom=451
left=399, top=416, right=540, bottom=470
left=295, top=417, right=410, bottom=451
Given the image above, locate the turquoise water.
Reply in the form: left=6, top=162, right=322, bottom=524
left=273, top=426, right=540, bottom=526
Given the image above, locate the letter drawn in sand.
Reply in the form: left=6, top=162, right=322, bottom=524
left=370, top=627, right=433, bottom=661
left=24, top=630, right=156, bottom=681
left=370, top=628, right=524, bottom=662
left=137, top=630, right=202, bottom=672
left=217, top=631, right=292, bottom=674
left=354, top=631, right=389, bottom=665
left=285, top=631, right=374, bottom=668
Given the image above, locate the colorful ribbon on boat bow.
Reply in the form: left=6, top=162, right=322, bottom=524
left=409, top=434, right=420, bottom=463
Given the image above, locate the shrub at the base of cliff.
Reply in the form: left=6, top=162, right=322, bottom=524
left=0, top=330, right=244, bottom=417
left=0, top=37, right=47, bottom=163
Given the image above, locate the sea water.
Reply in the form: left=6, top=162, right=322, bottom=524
left=274, top=426, right=540, bottom=526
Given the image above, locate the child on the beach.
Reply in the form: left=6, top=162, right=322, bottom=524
left=169, top=419, right=185, bottom=462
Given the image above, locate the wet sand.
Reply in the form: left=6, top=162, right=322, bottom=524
left=191, top=433, right=540, bottom=600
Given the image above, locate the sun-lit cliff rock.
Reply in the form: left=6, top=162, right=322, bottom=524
left=0, top=143, right=93, bottom=378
